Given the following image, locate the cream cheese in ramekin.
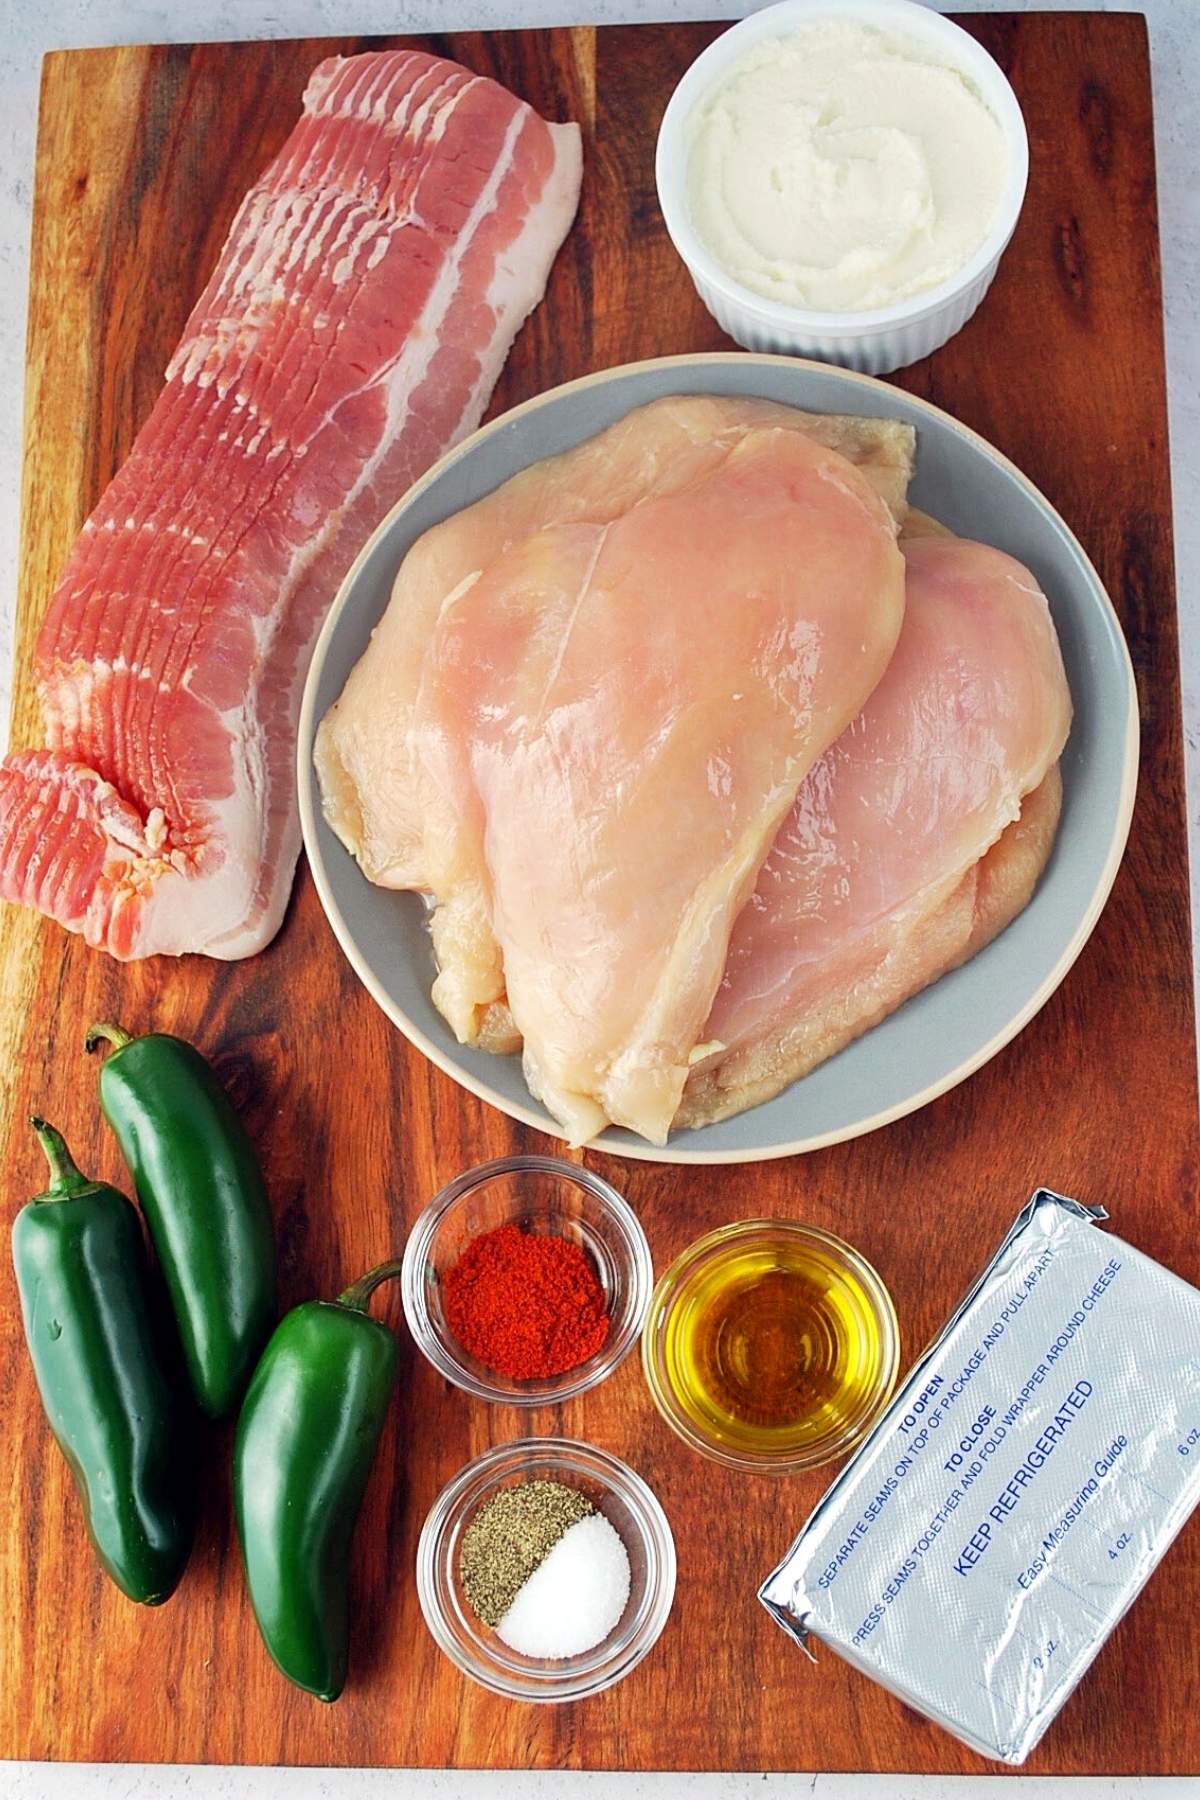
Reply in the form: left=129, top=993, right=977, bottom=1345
left=685, top=19, right=1010, bottom=313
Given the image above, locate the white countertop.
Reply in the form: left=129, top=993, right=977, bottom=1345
left=2, top=1, right=1198, bottom=1795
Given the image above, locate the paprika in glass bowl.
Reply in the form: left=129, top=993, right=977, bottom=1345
left=401, top=1156, right=653, bottom=1405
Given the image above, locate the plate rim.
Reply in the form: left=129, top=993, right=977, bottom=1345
left=297, top=351, right=1140, bottom=1167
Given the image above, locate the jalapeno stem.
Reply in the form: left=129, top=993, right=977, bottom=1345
left=30, top=1117, right=97, bottom=1200
left=336, top=1260, right=407, bottom=1315
left=85, top=1021, right=133, bottom=1055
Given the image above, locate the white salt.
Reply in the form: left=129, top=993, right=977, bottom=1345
left=496, top=1511, right=632, bottom=1659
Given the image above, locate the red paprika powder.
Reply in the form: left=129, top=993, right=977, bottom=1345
left=442, top=1221, right=610, bottom=1380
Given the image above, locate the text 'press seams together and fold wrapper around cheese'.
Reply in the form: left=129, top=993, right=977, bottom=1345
left=759, top=1190, right=1200, bottom=1766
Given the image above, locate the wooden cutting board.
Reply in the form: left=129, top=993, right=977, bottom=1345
left=1, top=11, right=1192, bottom=1776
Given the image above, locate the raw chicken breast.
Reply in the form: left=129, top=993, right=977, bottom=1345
left=677, top=534, right=1072, bottom=1130
left=408, top=424, right=907, bottom=1144
left=315, top=395, right=914, bottom=889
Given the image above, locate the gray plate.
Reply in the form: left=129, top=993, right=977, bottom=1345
left=297, top=354, right=1138, bottom=1165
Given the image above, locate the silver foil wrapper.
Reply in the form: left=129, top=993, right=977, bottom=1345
left=760, top=1190, right=1200, bottom=1765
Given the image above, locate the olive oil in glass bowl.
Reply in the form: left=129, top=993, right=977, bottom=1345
left=642, top=1220, right=899, bottom=1473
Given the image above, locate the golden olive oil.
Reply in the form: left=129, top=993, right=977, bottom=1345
left=661, top=1230, right=893, bottom=1460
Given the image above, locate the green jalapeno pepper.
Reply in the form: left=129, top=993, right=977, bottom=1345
left=85, top=1020, right=276, bottom=1419
left=12, top=1119, right=194, bottom=1604
left=233, top=1259, right=402, bottom=1701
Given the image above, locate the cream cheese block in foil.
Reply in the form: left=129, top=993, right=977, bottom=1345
left=760, top=1190, right=1200, bottom=1765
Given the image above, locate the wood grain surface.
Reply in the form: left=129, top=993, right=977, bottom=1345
left=1, top=12, right=1194, bottom=1776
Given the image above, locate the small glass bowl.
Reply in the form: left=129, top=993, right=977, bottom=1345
left=401, top=1155, right=653, bottom=1404
left=417, top=1437, right=676, bottom=1701
left=641, top=1218, right=899, bottom=1474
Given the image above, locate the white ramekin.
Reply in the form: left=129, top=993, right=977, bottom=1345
left=656, top=0, right=1029, bottom=375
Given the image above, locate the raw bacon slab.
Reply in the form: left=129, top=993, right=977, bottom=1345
left=0, top=50, right=581, bottom=959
